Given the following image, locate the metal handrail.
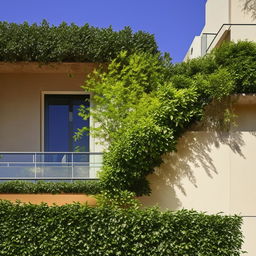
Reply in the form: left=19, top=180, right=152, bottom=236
left=206, top=23, right=256, bottom=53
left=0, top=152, right=103, bottom=154
left=0, top=161, right=101, bottom=165
left=0, top=177, right=100, bottom=180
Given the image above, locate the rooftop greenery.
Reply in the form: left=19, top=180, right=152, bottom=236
left=0, top=20, right=159, bottom=63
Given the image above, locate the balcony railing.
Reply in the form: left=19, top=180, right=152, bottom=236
left=206, top=23, right=256, bottom=54
left=0, top=152, right=103, bottom=181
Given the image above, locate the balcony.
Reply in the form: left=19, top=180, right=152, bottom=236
left=184, top=24, right=256, bottom=61
left=206, top=24, right=256, bottom=53
left=0, top=152, right=103, bottom=181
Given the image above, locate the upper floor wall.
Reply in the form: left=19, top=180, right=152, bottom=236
left=204, top=0, right=255, bottom=31
left=0, top=62, right=103, bottom=153
left=231, top=0, right=255, bottom=23
left=184, top=0, right=256, bottom=61
left=204, top=0, right=230, bottom=33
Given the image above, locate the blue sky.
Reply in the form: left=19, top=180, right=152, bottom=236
left=0, top=0, right=207, bottom=63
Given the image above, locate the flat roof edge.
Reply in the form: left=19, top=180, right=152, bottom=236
left=0, top=62, right=103, bottom=74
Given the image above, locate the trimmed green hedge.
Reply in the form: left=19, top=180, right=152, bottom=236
left=0, top=20, right=159, bottom=63
left=0, top=180, right=101, bottom=194
left=0, top=202, right=243, bottom=256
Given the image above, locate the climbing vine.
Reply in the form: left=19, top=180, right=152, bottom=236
left=79, top=41, right=256, bottom=196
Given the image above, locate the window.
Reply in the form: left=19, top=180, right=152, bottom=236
left=44, top=94, right=89, bottom=152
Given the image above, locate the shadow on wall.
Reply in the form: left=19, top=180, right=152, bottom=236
left=139, top=130, right=249, bottom=210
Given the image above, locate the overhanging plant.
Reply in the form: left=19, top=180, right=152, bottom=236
left=78, top=41, right=256, bottom=196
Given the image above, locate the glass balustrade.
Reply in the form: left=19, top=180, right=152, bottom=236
left=0, top=152, right=103, bottom=181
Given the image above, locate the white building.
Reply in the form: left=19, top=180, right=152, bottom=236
left=184, top=0, right=256, bottom=60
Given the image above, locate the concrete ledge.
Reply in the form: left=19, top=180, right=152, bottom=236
left=232, top=94, right=256, bottom=105
left=0, top=193, right=97, bottom=206
left=0, top=62, right=102, bottom=74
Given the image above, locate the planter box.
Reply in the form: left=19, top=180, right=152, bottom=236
left=0, top=194, right=97, bottom=206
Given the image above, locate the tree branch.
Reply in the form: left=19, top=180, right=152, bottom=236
left=242, top=0, right=256, bottom=20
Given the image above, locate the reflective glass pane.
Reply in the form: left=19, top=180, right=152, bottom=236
left=45, top=95, right=90, bottom=152
left=73, top=104, right=89, bottom=152
left=46, top=104, right=69, bottom=152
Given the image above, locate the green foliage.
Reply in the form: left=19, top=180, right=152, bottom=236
left=0, top=180, right=101, bottom=194
left=172, top=41, right=256, bottom=94
left=76, top=51, right=171, bottom=144
left=100, top=85, right=207, bottom=195
left=96, top=189, right=140, bottom=209
left=80, top=42, right=244, bottom=195
left=172, top=54, right=217, bottom=77
left=214, top=41, right=256, bottom=93
left=0, top=201, right=243, bottom=256
left=0, top=20, right=159, bottom=63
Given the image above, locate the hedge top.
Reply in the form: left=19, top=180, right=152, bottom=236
left=0, top=202, right=243, bottom=256
left=0, top=180, right=101, bottom=195
left=0, top=20, right=159, bottom=63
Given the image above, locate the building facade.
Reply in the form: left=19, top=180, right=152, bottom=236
left=0, top=1, right=256, bottom=254
left=0, top=62, right=103, bottom=181
left=184, top=0, right=256, bottom=60
left=140, top=1, right=256, bottom=255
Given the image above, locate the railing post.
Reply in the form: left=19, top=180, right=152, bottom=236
left=34, top=153, right=37, bottom=181
left=71, top=153, right=74, bottom=182
left=89, top=152, right=91, bottom=179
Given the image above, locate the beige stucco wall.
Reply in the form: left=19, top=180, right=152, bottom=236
left=203, top=0, right=256, bottom=53
left=231, top=0, right=256, bottom=23
left=0, top=62, right=101, bottom=152
left=184, top=0, right=256, bottom=60
left=204, top=0, right=256, bottom=31
left=139, top=97, right=256, bottom=255
left=204, top=0, right=230, bottom=33
left=184, top=36, right=201, bottom=61
left=242, top=217, right=256, bottom=256
left=184, top=0, right=230, bottom=60
left=230, top=25, right=256, bottom=42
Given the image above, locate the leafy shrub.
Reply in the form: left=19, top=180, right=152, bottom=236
left=81, top=46, right=238, bottom=195
left=0, top=20, right=159, bottom=63
left=0, top=180, right=101, bottom=194
left=173, top=41, right=256, bottom=93
left=96, top=189, right=140, bottom=209
left=214, top=41, right=256, bottom=93
left=0, top=201, right=243, bottom=256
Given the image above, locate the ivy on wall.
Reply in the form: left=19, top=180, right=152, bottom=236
left=0, top=201, right=243, bottom=256
left=0, top=20, right=159, bottom=63
left=79, top=41, right=256, bottom=195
